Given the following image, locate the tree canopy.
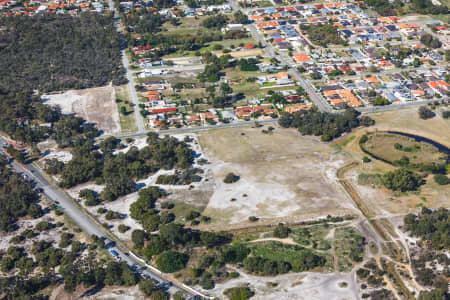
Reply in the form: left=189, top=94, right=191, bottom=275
left=0, top=13, right=124, bottom=94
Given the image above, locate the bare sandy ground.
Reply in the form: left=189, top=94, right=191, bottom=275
left=42, top=86, right=121, bottom=135
left=198, top=126, right=355, bottom=224
left=207, top=268, right=359, bottom=300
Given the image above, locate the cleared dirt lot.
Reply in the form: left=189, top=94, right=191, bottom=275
left=207, top=270, right=358, bottom=300
left=198, top=126, right=355, bottom=225
left=43, top=85, right=121, bottom=135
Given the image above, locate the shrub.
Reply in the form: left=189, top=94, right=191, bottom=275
left=200, top=272, right=214, bottom=290
left=224, top=286, right=254, bottom=300
left=160, top=202, right=174, bottom=209
left=442, top=111, right=450, bottom=119
left=273, top=223, right=289, bottom=238
left=35, top=221, right=55, bottom=232
left=418, top=106, right=435, bottom=120
left=434, top=174, right=449, bottom=185
left=224, top=172, right=239, bottom=184
left=118, top=224, right=130, bottom=233
left=185, top=210, right=200, bottom=221
left=248, top=216, right=258, bottom=222
left=382, top=168, right=422, bottom=192
left=105, top=210, right=122, bottom=220
left=97, top=207, right=107, bottom=214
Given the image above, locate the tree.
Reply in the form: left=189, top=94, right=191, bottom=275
left=374, top=96, right=390, bottom=106
left=310, top=72, right=322, bottom=80
left=219, top=83, right=233, bottom=97
left=131, top=229, right=147, bottom=248
left=382, top=168, right=422, bottom=192
left=173, top=291, right=187, bottom=300
left=273, top=223, right=290, bottom=238
left=224, top=286, right=255, bottom=300
left=202, top=14, right=228, bottom=29
left=118, top=224, right=130, bottom=233
left=152, top=290, right=169, bottom=300
left=233, top=11, right=248, bottom=24
left=419, top=106, right=435, bottom=119
left=420, top=34, right=442, bottom=49
left=0, top=14, right=124, bottom=94
left=418, top=289, right=447, bottom=300
left=155, top=251, right=189, bottom=273
left=224, top=172, right=239, bottom=183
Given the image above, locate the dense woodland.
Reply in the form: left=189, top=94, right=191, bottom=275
left=0, top=13, right=124, bottom=94
left=365, top=0, right=448, bottom=16
left=404, top=207, right=449, bottom=250
left=404, top=208, right=449, bottom=299
left=278, top=108, right=374, bottom=141
left=0, top=157, right=42, bottom=232
left=300, top=24, right=346, bottom=47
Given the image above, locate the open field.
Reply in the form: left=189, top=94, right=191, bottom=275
left=43, top=86, right=121, bottom=135
left=248, top=241, right=331, bottom=270
left=334, top=107, right=450, bottom=216
left=115, top=85, right=138, bottom=133
left=367, top=106, right=450, bottom=148
left=198, top=126, right=356, bottom=225
left=361, top=132, right=447, bottom=166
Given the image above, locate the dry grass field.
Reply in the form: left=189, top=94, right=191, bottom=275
left=198, top=125, right=355, bottom=225
left=335, top=107, right=450, bottom=216
left=361, top=133, right=447, bottom=165
left=368, top=106, right=450, bottom=147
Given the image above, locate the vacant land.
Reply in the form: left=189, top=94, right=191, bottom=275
left=43, top=86, right=121, bottom=135
left=198, top=126, right=355, bottom=225
left=115, top=85, right=138, bottom=133
left=361, top=132, right=447, bottom=166
left=208, top=270, right=358, bottom=300
left=335, top=107, right=450, bottom=216
left=369, top=106, right=450, bottom=148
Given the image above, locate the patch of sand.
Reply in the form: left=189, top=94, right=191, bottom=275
left=40, top=149, right=73, bottom=164
left=43, top=86, right=121, bottom=135
left=206, top=269, right=359, bottom=300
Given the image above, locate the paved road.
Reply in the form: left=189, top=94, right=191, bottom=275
left=110, top=0, right=146, bottom=134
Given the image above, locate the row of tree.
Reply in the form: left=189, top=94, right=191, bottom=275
left=279, top=108, right=374, bottom=141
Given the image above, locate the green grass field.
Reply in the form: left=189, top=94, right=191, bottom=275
left=361, top=132, right=447, bottom=167
left=115, top=85, right=137, bottom=133
left=249, top=242, right=310, bottom=264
